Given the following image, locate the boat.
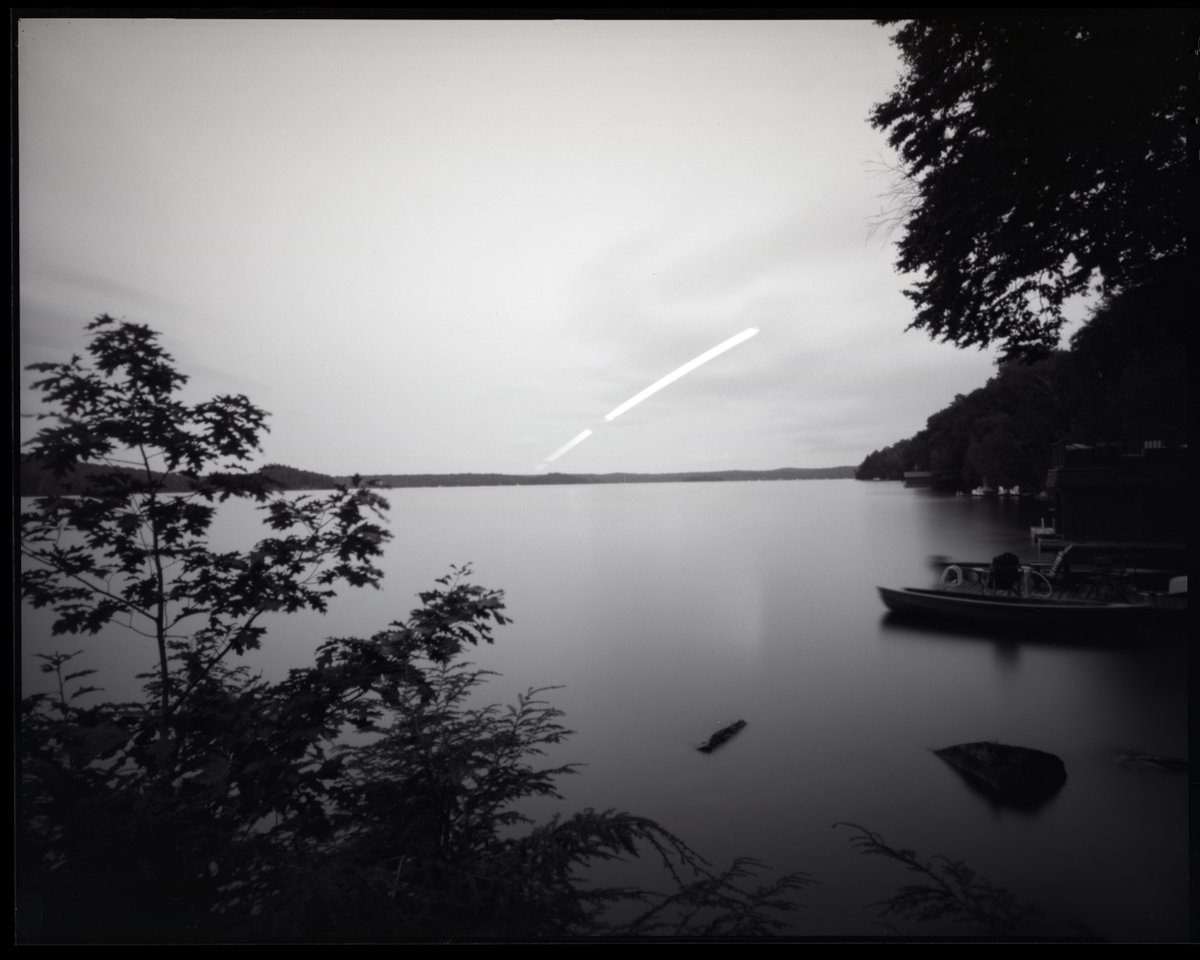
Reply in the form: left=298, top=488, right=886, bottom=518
left=878, top=585, right=1144, bottom=625
left=880, top=552, right=1186, bottom=627
left=925, top=548, right=1184, bottom=597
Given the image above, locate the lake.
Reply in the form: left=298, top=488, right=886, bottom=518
left=19, top=481, right=1189, bottom=939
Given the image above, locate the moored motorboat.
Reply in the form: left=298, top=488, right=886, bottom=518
left=927, top=547, right=1185, bottom=599
left=881, top=551, right=1186, bottom=627
left=878, top=585, right=1143, bottom=625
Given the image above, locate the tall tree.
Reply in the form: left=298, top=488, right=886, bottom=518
left=871, top=14, right=1190, bottom=361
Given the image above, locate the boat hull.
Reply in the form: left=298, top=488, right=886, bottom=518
left=878, top=586, right=1143, bottom=626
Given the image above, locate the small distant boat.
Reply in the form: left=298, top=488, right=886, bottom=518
left=698, top=719, right=747, bottom=753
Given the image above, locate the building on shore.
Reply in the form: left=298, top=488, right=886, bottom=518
left=1043, top=441, right=1186, bottom=562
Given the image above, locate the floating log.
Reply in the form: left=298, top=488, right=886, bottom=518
left=698, top=719, right=747, bottom=753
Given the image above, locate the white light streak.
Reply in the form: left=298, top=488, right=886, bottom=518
left=543, top=428, right=594, bottom=464
left=603, top=327, right=759, bottom=422
left=534, top=327, right=760, bottom=471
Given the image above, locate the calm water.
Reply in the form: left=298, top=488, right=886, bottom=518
left=20, top=482, right=1189, bottom=939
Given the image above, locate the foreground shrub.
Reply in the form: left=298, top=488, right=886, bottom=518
left=18, top=317, right=810, bottom=940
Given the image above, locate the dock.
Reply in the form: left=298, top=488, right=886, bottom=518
left=1030, top=517, right=1056, bottom=543
left=1035, top=539, right=1188, bottom=570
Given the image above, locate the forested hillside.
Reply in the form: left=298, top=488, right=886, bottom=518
left=856, top=272, right=1188, bottom=491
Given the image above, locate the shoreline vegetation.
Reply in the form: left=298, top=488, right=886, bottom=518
left=19, top=457, right=856, bottom=496
left=853, top=269, right=1188, bottom=493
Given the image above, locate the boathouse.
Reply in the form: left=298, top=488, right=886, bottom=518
left=903, top=470, right=933, bottom=488
left=1043, top=441, right=1186, bottom=547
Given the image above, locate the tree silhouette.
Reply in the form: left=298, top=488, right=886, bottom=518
left=871, top=14, right=1190, bottom=360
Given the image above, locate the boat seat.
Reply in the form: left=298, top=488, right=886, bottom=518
left=1045, top=543, right=1074, bottom=582
left=987, top=552, right=1023, bottom=595
left=1087, top=555, right=1129, bottom=600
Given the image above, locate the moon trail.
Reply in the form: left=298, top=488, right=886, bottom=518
left=535, top=327, right=760, bottom=470
left=542, top=428, right=594, bottom=464
left=603, top=327, right=759, bottom=422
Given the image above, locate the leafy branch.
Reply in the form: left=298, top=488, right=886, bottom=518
left=836, top=822, right=1045, bottom=938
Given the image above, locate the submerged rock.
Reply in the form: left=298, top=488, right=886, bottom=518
left=935, top=741, right=1067, bottom=809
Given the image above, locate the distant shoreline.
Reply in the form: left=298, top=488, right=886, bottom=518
left=20, top=458, right=857, bottom=496
left=257, top=465, right=859, bottom=490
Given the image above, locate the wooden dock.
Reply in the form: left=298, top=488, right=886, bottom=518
left=1036, top=539, right=1187, bottom=554
left=1035, top=540, right=1188, bottom=572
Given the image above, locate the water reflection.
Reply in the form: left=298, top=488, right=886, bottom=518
left=877, top=610, right=1145, bottom=653
left=951, top=772, right=1067, bottom=817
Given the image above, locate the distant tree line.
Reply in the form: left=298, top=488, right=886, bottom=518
left=22, top=459, right=856, bottom=497
left=856, top=272, right=1188, bottom=491
left=257, top=465, right=858, bottom=489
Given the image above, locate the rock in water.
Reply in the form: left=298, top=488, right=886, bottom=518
left=698, top=719, right=747, bottom=753
left=935, top=741, right=1066, bottom=809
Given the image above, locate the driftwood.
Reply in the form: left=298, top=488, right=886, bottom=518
left=698, top=719, right=747, bottom=753
left=1112, top=751, right=1187, bottom=772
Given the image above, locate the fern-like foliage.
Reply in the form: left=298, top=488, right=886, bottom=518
left=836, top=822, right=1064, bottom=939
left=618, top=855, right=816, bottom=937
left=234, top=660, right=814, bottom=939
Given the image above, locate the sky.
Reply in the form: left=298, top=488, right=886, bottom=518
left=17, top=17, right=1064, bottom=476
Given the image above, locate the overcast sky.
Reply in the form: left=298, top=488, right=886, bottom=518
left=19, top=17, right=1038, bottom=475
